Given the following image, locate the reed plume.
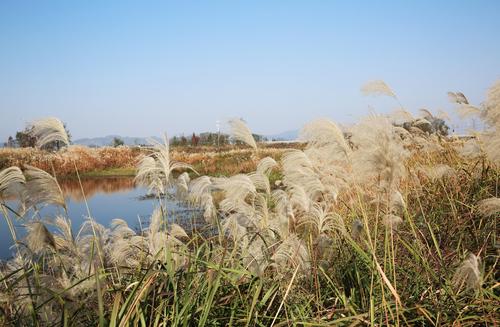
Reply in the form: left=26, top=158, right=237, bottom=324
left=0, top=166, right=25, bottom=199
left=228, top=118, right=257, bottom=150
left=28, top=117, right=69, bottom=149
left=23, top=165, right=65, bottom=209
left=452, top=253, right=482, bottom=291
left=361, top=80, right=396, bottom=98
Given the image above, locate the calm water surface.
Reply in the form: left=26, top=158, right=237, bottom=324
left=0, top=177, right=199, bottom=260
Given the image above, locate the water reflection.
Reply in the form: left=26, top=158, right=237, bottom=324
left=0, top=177, right=203, bottom=261
left=60, top=177, right=136, bottom=202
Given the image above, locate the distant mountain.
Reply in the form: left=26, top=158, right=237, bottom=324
left=73, top=135, right=161, bottom=147
left=265, top=130, right=299, bottom=141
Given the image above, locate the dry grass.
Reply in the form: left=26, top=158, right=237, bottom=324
left=0, top=144, right=295, bottom=177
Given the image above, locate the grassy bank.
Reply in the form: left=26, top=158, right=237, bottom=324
left=79, top=167, right=137, bottom=178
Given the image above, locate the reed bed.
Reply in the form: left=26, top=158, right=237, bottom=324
left=0, top=81, right=499, bottom=326
left=0, top=145, right=291, bottom=178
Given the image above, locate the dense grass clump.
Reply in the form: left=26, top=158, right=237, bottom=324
left=0, top=81, right=499, bottom=326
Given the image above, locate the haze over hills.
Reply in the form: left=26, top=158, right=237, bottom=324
left=73, top=135, right=162, bottom=147
left=73, top=130, right=299, bottom=147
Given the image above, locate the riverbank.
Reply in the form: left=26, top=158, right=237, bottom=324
left=0, top=143, right=298, bottom=178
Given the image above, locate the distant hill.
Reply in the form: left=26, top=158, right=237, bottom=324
left=73, top=135, right=162, bottom=147
left=265, top=130, right=299, bottom=141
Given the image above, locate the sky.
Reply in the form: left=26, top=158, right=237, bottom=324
left=1, top=1, right=499, bottom=140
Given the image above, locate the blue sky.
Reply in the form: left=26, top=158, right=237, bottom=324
left=1, top=1, right=499, bottom=140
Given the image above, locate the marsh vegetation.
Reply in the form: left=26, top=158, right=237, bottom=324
left=0, top=81, right=499, bottom=326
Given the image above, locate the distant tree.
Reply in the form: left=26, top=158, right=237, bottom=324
left=252, top=133, right=268, bottom=142
left=191, top=133, right=200, bottom=146
left=430, top=118, right=449, bottom=136
left=400, top=116, right=449, bottom=136
left=180, top=136, right=188, bottom=146
left=112, top=137, right=125, bottom=147
left=5, top=136, right=15, bottom=147
left=15, top=128, right=37, bottom=147
left=170, top=136, right=179, bottom=146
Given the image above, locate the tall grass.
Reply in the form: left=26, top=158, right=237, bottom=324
left=0, top=81, right=499, bottom=326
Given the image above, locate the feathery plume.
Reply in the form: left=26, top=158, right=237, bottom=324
left=307, top=203, right=345, bottom=236
left=271, top=234, right=310, bottom=274
left=0, top=166, right=25, bottom=199
left=228, top=118, right=257, bottom=150
left=28, top=117, right=69, bottom=149
left=419, top=108, right=434, bottom=119
left=383, top=214, right=403, bottom=230
left=452, top=253, right=482, bottom=291
left=23, top=165, right=65, bottom=209
left=447, top=91, right=469, bottom=105
left=350, top=116, right=408, bottom=191
left=459, top=139, right=482, bottom=159
left=135, top=135, right=194, bottom=194
left=420, top=164, right=456, bottom=181
left=361, top=80, right=396, bottom=98
left=456, top=104, right=481, bottom=119
left=25, top=221, right=56, bottom=253
left=476, top=197, right=500, bottom=217
left=300, top=119, right=351, bottom=160
left=256, top=157, right=278, bottom=176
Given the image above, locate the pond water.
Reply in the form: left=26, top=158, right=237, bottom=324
left=0, top=177, right=201, bottom=261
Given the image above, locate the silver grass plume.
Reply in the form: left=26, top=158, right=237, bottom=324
left=0, top=166, right=25, bottom=199
left=383, top=214, right=403, bottom=230
left=300, top=119, right=351, bottom=161
left=23, top=165, right=65, bottom=209
left=28, top=117, right=69, bottom=149
left=146, top=208, right=187, bottom=267
left=188, top=176, right=216, bottom=223
left=482, top=80, right=500, bottom=164
left=419, top=164, right=456, bottom=181
left=452, top=253, right=482, bottom=291
left=135, top=135, right=194, bottom=195
left=483, top=80, right=500, bottom=125
left=25, top=221, right=56, bottom=254
left=391, top=108, right=414, bottom=121
left=361, top=80, right=396, bottom=98
left=437, top=109, right=451, bottom=121
left=390, top=190, right=406, bottom=214
left=270, top=234, right=310, bottom=274
left=307, top=202, right=345, bottom=236
left=256, top=157, right=278, bottom=176
left=350, top=116, right=408, bottom=191
left=228, top=118, right=257, bottom=150
left=476, top=197, right=500, bottom=217
left=51, top=216, right=75, bottom=251
left=213, top=174, right=257, bottom=209
left=248, top=172, right=271, bottom=195
left=419, top=108, right=434, bottom=119
left=456, top=104, right=482, bottom=119
left=272, top=189, right=294, bottom=221
left=106, top=219, right=146, bottom=267
left=459, top=139, right=482, bottom=159
left=176, top=172, right=190, bottom=198
left=281, top=150, right=325, bottom=202
left=110, top=218, right=135, bottom=239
